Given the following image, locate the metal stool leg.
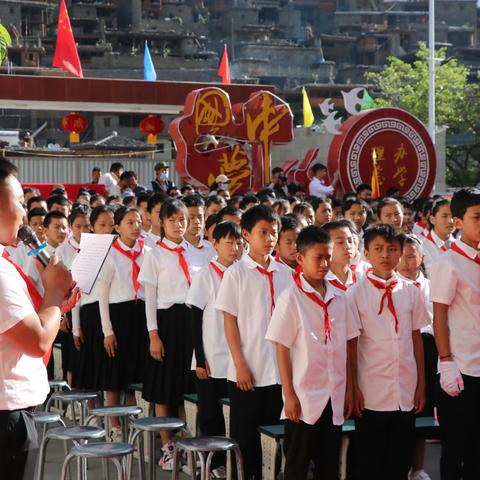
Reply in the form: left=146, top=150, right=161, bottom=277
left=198, top=451, right=206, bottom=480
left=233, top=445, right=245, bottom=480
left=172, top=447, right=181, bottom=480
left=111, top=457, right=125, bottom=480
left=149, top=431, right=156, bottom=480
left=205, top=451, right=215, bottom=480
left=60, top=452, right=77, bottom=480
left=36, top=436, right=50, bottom=480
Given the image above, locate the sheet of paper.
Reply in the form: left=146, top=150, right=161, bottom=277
left=70, top=233, right=115, bottom=294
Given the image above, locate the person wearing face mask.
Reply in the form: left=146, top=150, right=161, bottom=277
left=208, top=174, right=230, bottom=197
left=151, top=162, right=174, bottom=193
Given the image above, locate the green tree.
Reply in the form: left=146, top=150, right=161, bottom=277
left=0, top=24, right=11, bottom=64
left=365, top=42, right=480, bottom=186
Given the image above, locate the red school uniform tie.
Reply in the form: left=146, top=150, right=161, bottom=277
left=256, top=266, right=275, bottom=312
left=294, top=272, right=333, bottom=343
left=425, top=231, right=447, bottom=252
left=2, top=250, right=52, bottom=365
left=328, top=278, right=348, bottom=292
left=366, top=271, right=399, bottom=334
left=210, top=261, right=224, bottom=280
left=111, top=239, right=144, bottom=299
left=450, top=242, right=480, bottom=264
left=158, top=241, right=191, bottom=286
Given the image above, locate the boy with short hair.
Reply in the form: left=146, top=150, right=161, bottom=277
left=348, top=224, right=429, bottom=479
left=266, top=226, right=359, bottom=479
left=47, top=194, right=71, bottom=217
left=186, top=221, right=243, bottom=477
left=216, top=205, right=293, bottom=479
left=323, top=220, right=358, bottom=290
left=275, top=216, right=302, bottom=272
left=430, top=188, right=480, bottom=479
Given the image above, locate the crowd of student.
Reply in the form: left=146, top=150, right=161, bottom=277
left=8, top=166, right=480, bottom=480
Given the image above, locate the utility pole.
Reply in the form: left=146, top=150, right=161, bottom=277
left=428, top=0, right=435, bottom=144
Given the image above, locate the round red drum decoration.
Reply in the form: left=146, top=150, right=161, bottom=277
left=328, top=108, right=436, bottom=201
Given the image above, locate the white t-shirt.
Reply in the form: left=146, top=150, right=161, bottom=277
left=429, top=240, right=480, bottom=377
left=215, top=254, right=294, bottom=387
left=0, top=245, right=49, bottom=409
left=266, top=275, right=360, bottom=425
left=186, top=259, right=229, bottom=378
left=347, top=272, right=430, bottom=411
left=309, top=177, right=334, bottom=197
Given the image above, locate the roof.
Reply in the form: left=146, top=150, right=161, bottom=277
left=71, top=132, right=155, bottom=151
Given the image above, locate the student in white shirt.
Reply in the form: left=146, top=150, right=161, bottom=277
left=308, top=163, right=339, bottom=198
left=274, top=215, right=301, bottom=272
left=397, top=235, right=436, bottom=480
left=293, top=202, right=315, bottom=226
left=216, top=205, right=294, bottom=479
left=430, top=188, right=480, bottom=480
left=74, top=206, right=114, bottom=392
left=99, top=162, right=124, bottom=196
left=138, top=199, right=196, bottom=470
left=186, top=221, right=243, bottom=476
left=143, top=192, right=168, bottom=249
left=421, top=198, right=455, bottom=277
left=183, top=195, right=216, bottom=270
left=57, top=207, right=91, bottom=387
left=324, top=220, right=359, bottom=291
left=0, top=159, right=76, bottom=476
left=98, top=206, right=148, bottom=439
left=342, top=198, right=368, bottom=236
left=12, top=207, right=47, bottom=271
left=311, top=196, right=333, bottom=228
left=137, top=193, right=152, bottom=235
left=266, top=226, right=359, bottom=479
left=348, top=225, right=429, bottom=479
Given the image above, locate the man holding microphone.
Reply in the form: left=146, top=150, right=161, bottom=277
left=0, top=159, right=78, bottom=478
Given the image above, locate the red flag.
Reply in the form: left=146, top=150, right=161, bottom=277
left=53, top=0, right=83, bottom=78
left=217, top=45, right=231, bottom=84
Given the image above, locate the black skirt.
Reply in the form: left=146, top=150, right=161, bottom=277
left=75, top=302, right=105, bottom=390
left=101, top=300, right=148, bottom=391
left=58, top=311, right=79, bottom=380
left=142, top=304, right=195, bottom=407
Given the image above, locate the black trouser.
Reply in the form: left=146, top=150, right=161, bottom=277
left=354, top=409, right=415, bottom=480
left=195, top=376, right=228, bottom=469
left=228, top=381, right=283, bottom=480
left=0, top=408, right=38, bottom=480
left=284, top=401, right=342, bottom=480
left=436, top=374, right=480, bottom=480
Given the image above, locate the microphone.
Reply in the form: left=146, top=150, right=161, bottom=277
left=17, top=225, right=51, bottom=268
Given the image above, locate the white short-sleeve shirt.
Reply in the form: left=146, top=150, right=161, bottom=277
left=138, top=238, right=194, bottom=308
left=309, top=177, right=334, bottom=197
left=186, top=239, right=216, bottom=273
left=0, top=245, right=49, bottom=410
left=429, top=240, right=480, bottom=377
left=11, top=243, right=29, bottom=271
left=56, top=237, right=80, bottom=270
left=25, top=243, right=57, bottom=295
left=421, top=230, right=453, bottom=277
left=98, top=239, right=147, bottom=303
left=347, top=272, right=430, bottom=411
left=215, top=254, right=294, bottom=387
left=186, top=259, right=229, bottom=378
left=144, top=232, right=160, bottom=250
left=266, top=275, right=360, bottom=425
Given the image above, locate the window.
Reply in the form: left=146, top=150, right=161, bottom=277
left=104, top=118, right=111, bottom=127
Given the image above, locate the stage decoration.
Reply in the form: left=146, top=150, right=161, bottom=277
left=169, top=87, right=293, bottom=194
left=140, top=115, right=164, bottom=144
left=61, top=112, right=88, bottom=143
left=328, top=107, right=436, bottom=201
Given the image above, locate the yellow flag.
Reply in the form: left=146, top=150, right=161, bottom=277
left=371, top=148, right=381, bottom=198
left=302, top=87, right=314, bottom=128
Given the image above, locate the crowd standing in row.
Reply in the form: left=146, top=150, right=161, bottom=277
left=10, top=160, right=480, bottom=480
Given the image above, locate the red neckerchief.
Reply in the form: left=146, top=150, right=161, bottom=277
left=256, top=265, right=275, bottom=312
left=210, top=261, right=224, bottom=280
left=328, top=265, right=357, bottom=291
left=417, top=221, right=426, bottom=229
left=111, top=239, right=144, bottom=299
left=294, top=272, right=332, bottom=343
left=366, top=269, right=400, bottom=334
left=158, top=240, right=191, bottom=286
left=350, top=264, right=357, bottom=283
left=68, top=239, right=80, bottom=253
left=2, top=250, right=51, bottom=365
left=450, top=242, right=480, bottom=264
left=426, top=231, right=447, bottom=252
left=274, top=252, right=301, bottom=274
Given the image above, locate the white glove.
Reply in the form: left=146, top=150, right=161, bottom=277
left=439, top=361, right=464, bottom=397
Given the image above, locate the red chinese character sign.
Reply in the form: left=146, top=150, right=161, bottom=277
left=328, top=108, right=436, bottom=201
left=61, top=112, right=88, bottom=143
left=169, top=87, right=293, bottom=194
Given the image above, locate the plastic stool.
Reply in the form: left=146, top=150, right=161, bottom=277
left=172, top=436, right=244, bottom=480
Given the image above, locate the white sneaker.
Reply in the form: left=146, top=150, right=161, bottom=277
left=211, top=466, right=227, bottom=478
left=411, top=470, right=432, bottom=480
left=109, top=427, right=123, bottom=443
left=159, top=442, right=176, bottom=471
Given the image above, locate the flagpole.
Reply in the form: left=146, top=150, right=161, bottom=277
left=428, top=0, right=435, bottom=145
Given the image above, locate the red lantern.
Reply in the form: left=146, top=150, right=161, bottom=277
left=61, top=112, right=88, bottom=143
left=140, top=115, right=164, bottom=144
